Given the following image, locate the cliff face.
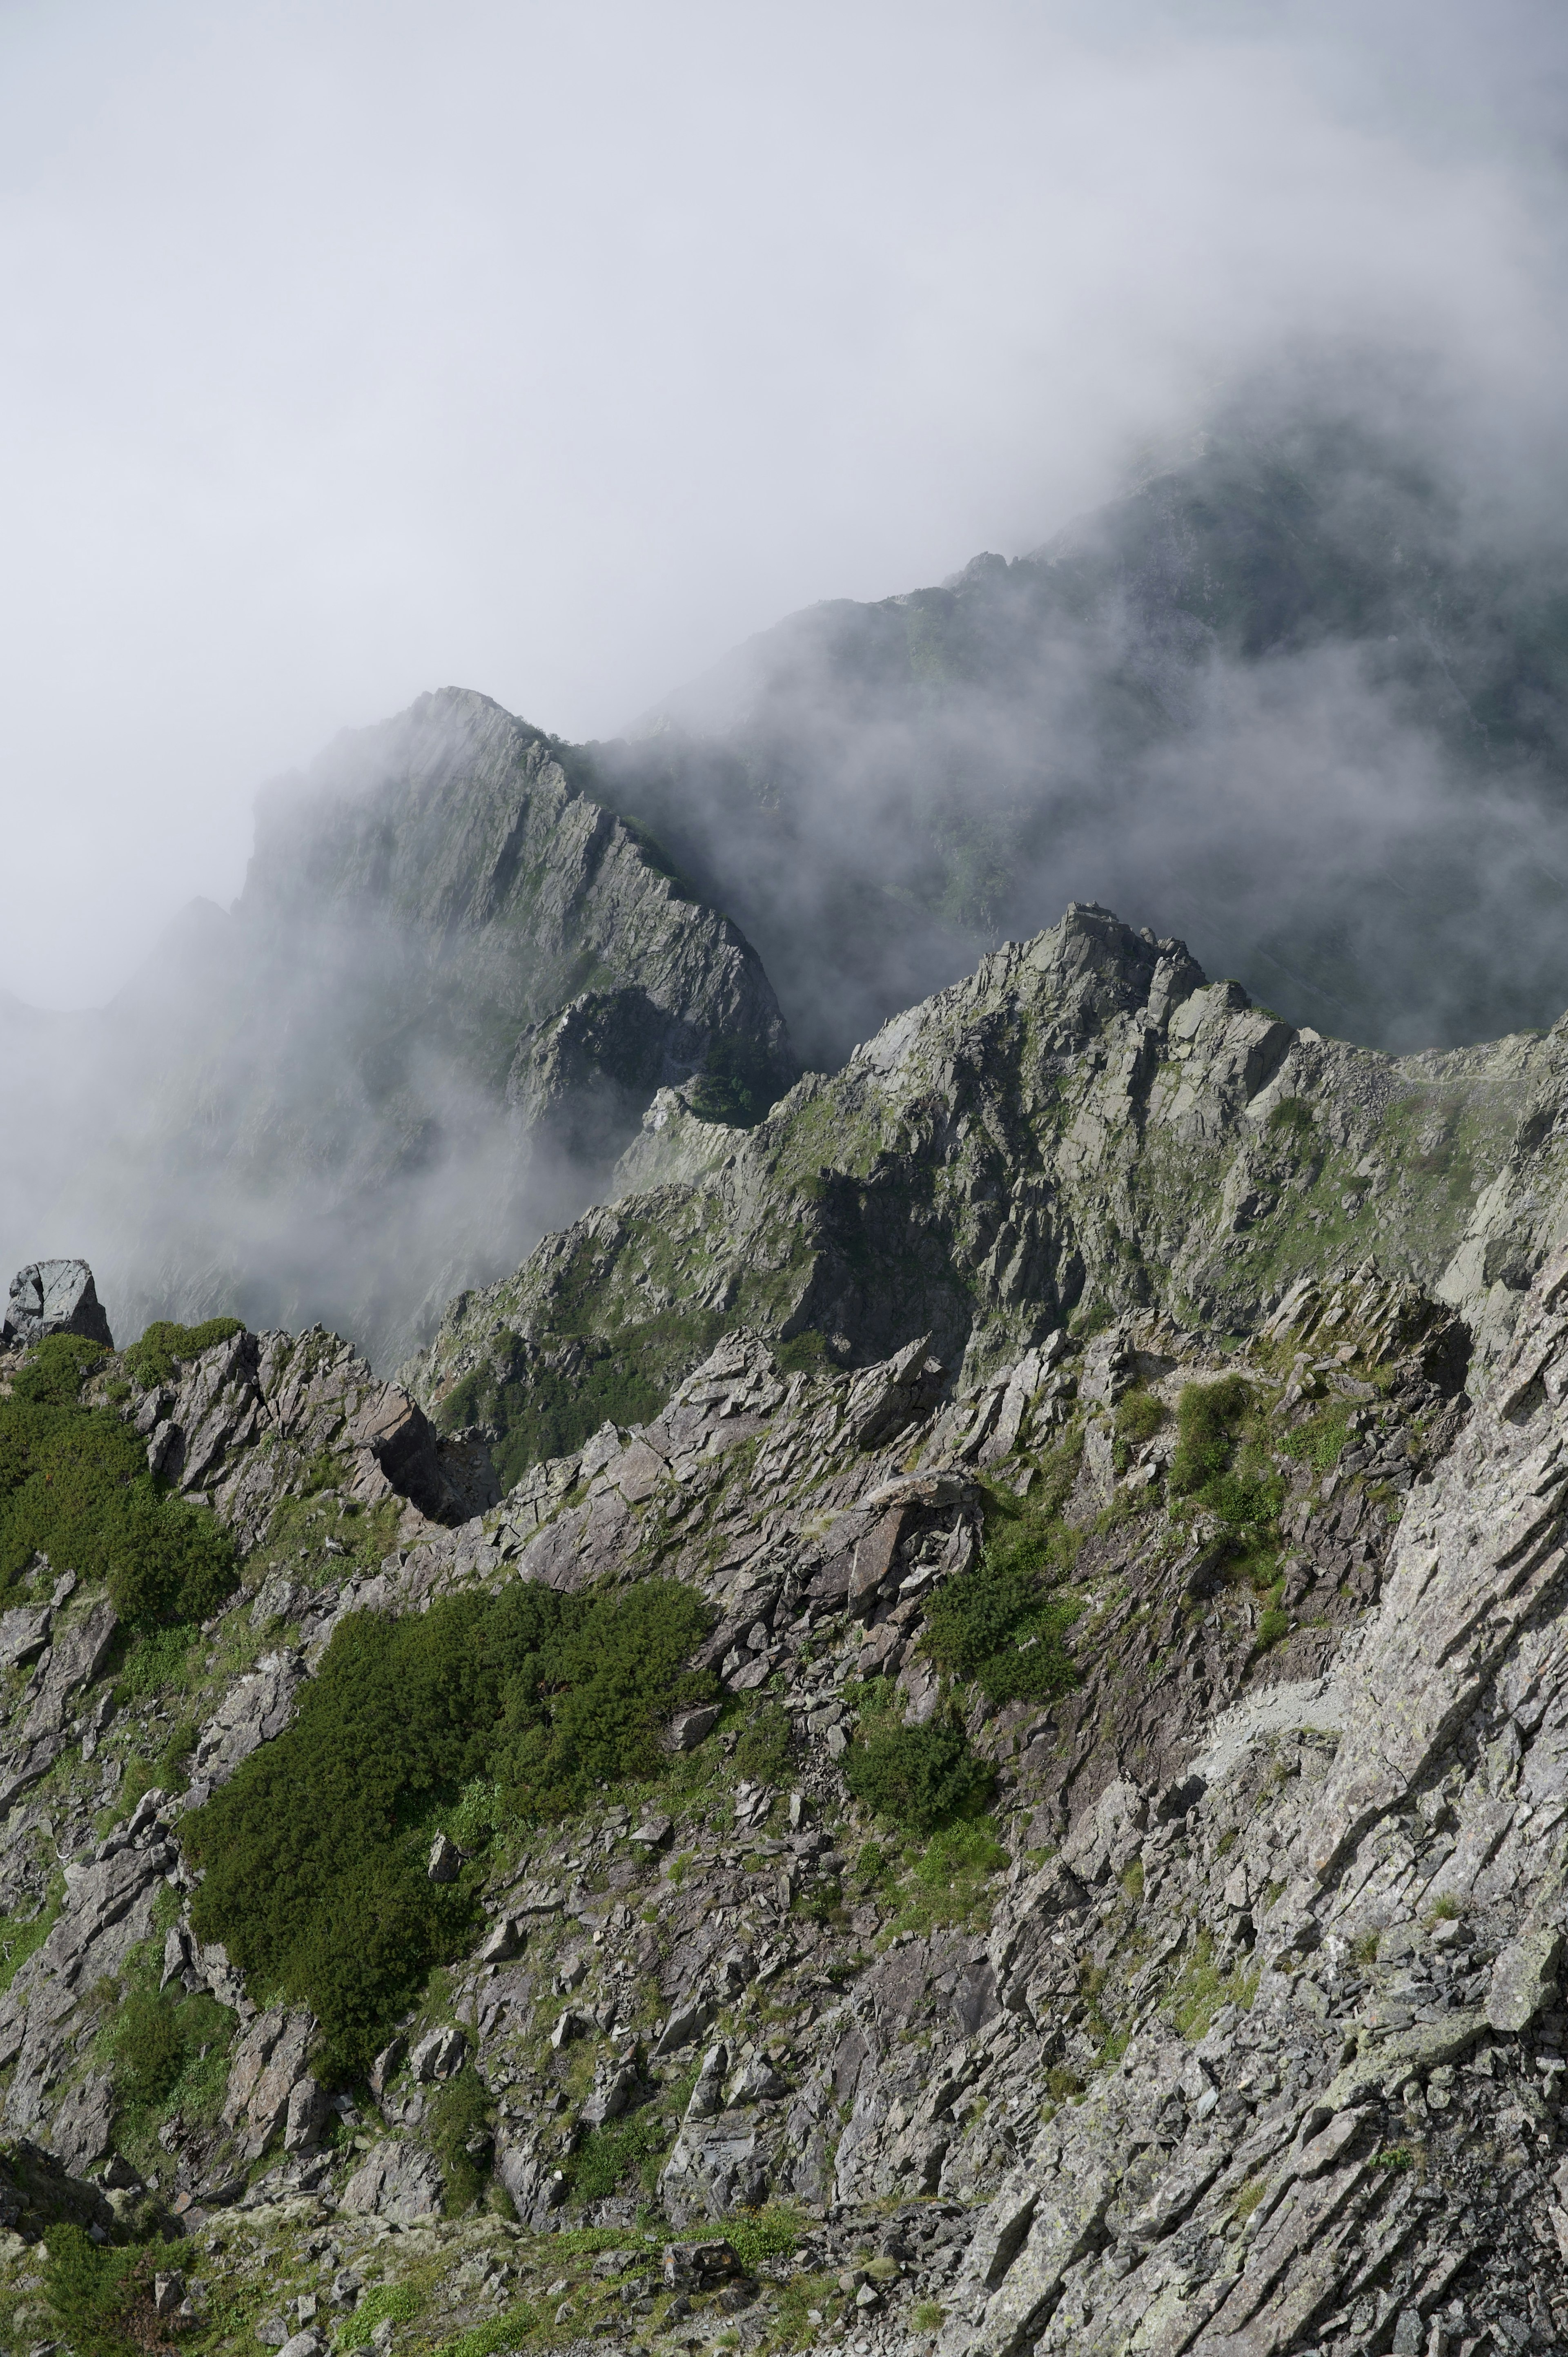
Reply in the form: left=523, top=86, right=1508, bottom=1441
left=0, top=1232, right=1563, bottom=2357
left=0, top=689, right=795, bottom=1370
left=410, top=901, right=1568, bottom=1487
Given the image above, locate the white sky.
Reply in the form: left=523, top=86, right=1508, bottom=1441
left=3, top=0, right=1566, bottom=1007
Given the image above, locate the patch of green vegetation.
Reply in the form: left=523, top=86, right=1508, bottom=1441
left=336, top=2281, right=423, bottom=2350
left=775, top=1329, right=833, bottom=1378
left=566, top=2104, right=668, bottom=2202
left=1372, top=2144, right=1414, bottom=2172
left=1267, top=1097, right=1316, bottom=1139
left=116, top=1621, right=200, bottom=1702
left=1169, top=1374, right=1283, bottom=1576
left=844, top=1709, right=995, bottom=1836
left=1167, top=1929, right=1260, bottom=2040
left=894, top=1816, right=1009, bottom=1933
left=438, top=1308, right=731, bottom=1488
left=185, top=1577, right=715, bottom=2074
left=122, top=1316, right=244, bottom=1390
left=1257, top=1606, right=1290, bottom=1649
left=0, top=1334, right=239, bottom=1626
left=1046, top=2064, right=1083, bottom=2101
left=430, top=2063, right=493, bottom=2213
left=42, top=2223, right=149, bottom=2357
left=923, top=1500, right=1082, bottom=1704
left=1282, top=1400, right=1355, bottom=1470
left=430, top=2313, right=544, bottom=2357
left=0, top=1880, right=62, bottom=1993
left=733, top=1700, right=792, bottom=1786
left=1112, top=1387, right=1165, bottom=1474
left=685, top=1032, right=788, bottom=1128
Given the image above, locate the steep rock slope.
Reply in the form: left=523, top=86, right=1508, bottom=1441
left=411, top=903, right=1568, bottom=1486
left=590, top=414, right=1568, bottom=1065
left=0, top=690, right=795, bottom=1369
left=0, top=1243, right=1561, bottom=2357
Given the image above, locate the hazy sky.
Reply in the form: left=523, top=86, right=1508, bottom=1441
left=4, top=0, right=1566, bottom=1008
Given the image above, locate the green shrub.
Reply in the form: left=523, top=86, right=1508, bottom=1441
left=109, top=1985, right=234, bottom=2116
left=122, top=1316, right=244, bottom=1390
left=336, top=2282, right=422, bottom=2350
left=1281, top=1401, right=1355, bottom=1470
left=566, top=2105, right=668, bottom=2202
left=1169, top=1375, right=1254, bottom=1495
left=725, top=2205, right=806, bottom=2270
left=1257, top=1606, right=1290, bottom=1649
left=43, top=2223, right=143, bottom=2355
left=185, top=1578, right=715, bottom=2074
left=1267, top=1097, right=1316, bottom=1139
left=895, top=1816, right=1009, bottom=1931
left=430, top=2315, right=543, bottom=2357
left=1168, top=1376, right=1283, bottom=1552
left=430, top=2064, right=492, bottom=2213
left=733, top=1700, right=791, bottom=1784
left=1112, top=1388, right=1165, bottom=1472
left=844, top=1711, right=994, bottom=1835
left=9, top=1332, right=107, bottom=1408
left=0, top=1342, right=239, bottom=1626
left=922, top=1539, right=1080, bottom=1705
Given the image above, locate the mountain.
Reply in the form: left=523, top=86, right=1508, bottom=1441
left=408, top=901, right=1565, bottom=1489
left=586, top=410, right=1568, bottom=1067
left=0, top=690, right=795, bottom=1369
left=0, top=893, right=1566, bottom=2344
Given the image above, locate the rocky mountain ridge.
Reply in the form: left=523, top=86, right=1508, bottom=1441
left=0, top=1224, right=1559, bottom=2357
left=409, top=901, right=1567, bottom=1488
left=6, top=909, right=1568, bottom=2355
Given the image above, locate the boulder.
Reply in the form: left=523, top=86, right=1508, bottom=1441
left=409, top=2025, right=466, bottom=2083
left=338, top=2139, right=445, bottom=2223
left=0, top=1609, right=51, bottom=1671
left=2, top=1260, right=113, bottom=1350
left=1488, top=1929, right=1563, bottom=2034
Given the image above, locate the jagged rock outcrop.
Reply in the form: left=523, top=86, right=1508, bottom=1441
left=412, top=901, right=1567, bottom=1482
left=0, top=688, right=797, bottom=1368
left=2, top=1258, right=113, bottom=1349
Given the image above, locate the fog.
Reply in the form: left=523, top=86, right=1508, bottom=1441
left=6, top=1, right=1568, bottom=1370
left=5, top=0, right=1568, bottom=1010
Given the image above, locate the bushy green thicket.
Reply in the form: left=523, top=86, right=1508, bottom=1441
left=923, top=1486, right=1083, bottom=1706
left=122, top=1316, right=243, bottom=1390
left=1169, top=1376, right=1283, bottom=1535
left=0, top=1335, right=238, bottom=1624
left=109, top=1985, right=233, bottom=2112
left=844, top=1710, right=994, bottom=1835
left=430, top=2064, right=493, bottom=2213
left=43, top=2224, right=145, bottom=2356
left=184, top=1578, right=715, bottom=2073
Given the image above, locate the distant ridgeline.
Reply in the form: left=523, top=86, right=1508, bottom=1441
left=411, top=901, right=1568, bottom=1488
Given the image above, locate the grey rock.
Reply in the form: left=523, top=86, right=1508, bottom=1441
left=409, top=2025, right=466, bottom=2083
left=189, top=1650, right=305, bottom=1789
left=24, top=1600, right=117, bottom=1740
left=666, top=1706, right=721, bottom=1753
left=3, top=1260, right=112, bottom=1349
left=1488, top=1929, right=1563, bottom=2034
left=0, top=1609, right=50, bottom=1671
left=338, top=2139, right=445, bottom=2223
left=47, top=2073, right=114, bottom=2171
left=426, top=1833, right=462, bottom=1884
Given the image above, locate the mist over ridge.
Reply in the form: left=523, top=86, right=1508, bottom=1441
left=9, top=369, right=1568, bottom=1370
left=588, top=375, right=1568, bottom=1070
